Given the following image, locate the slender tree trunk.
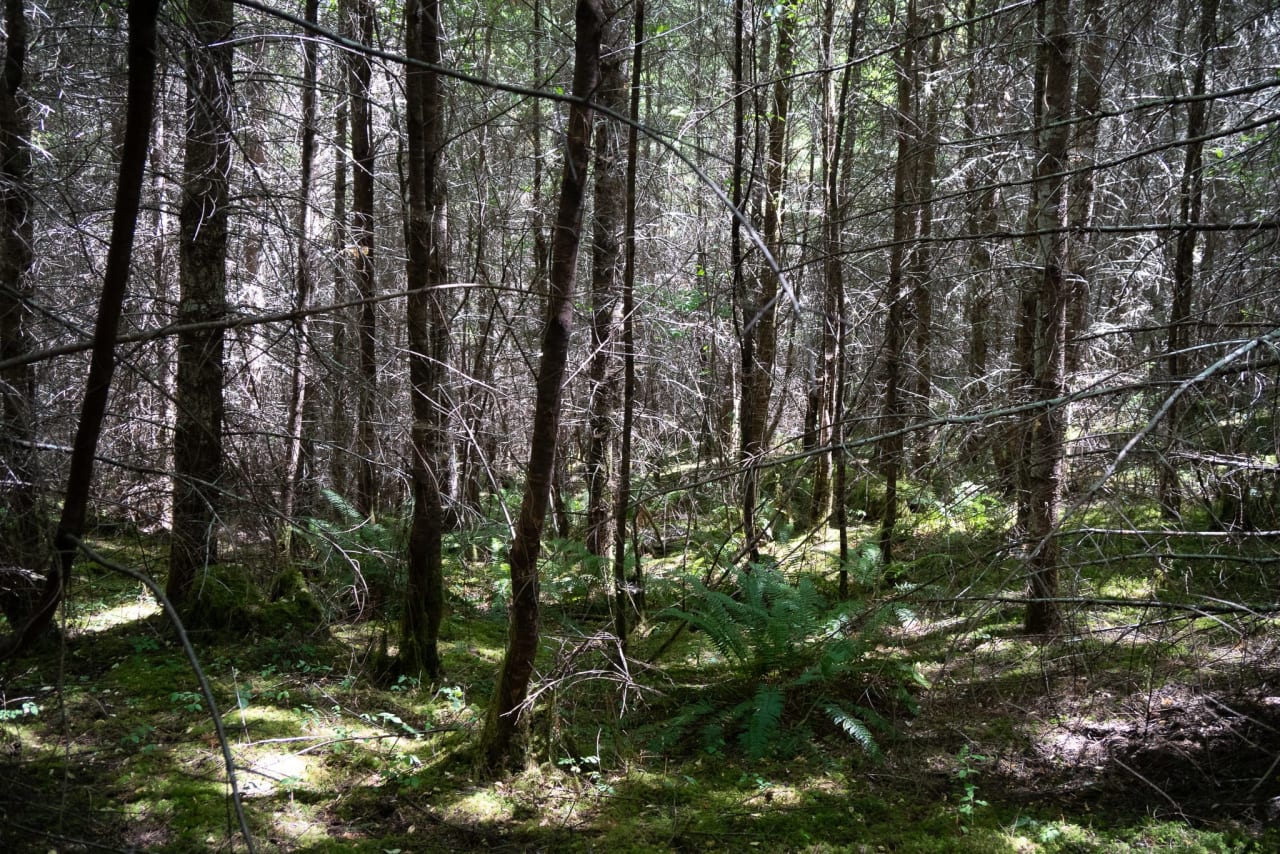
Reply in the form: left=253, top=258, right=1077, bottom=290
left=1023, top=0, right=1074, bottom=635
left=400, top=0, right=449, bottom=679
left=350, top=0, right=379, bottom=518
left=613, top=0, right=646, bottom=640
left=962, top=0, right=999, bottom=386
left=1064, top=0, right=1105, bottom=378
left=0, top=0, right=38, bottom=600
left=739, top=1, right=794, bottom=564
left=810, top=0, right=865, bottom=532
left=0, top=0, right=161, bottom=656
left=1160, top=0, right=1218, bottom=520
left=329, top=12, right=351, bottom=491
left=281, top=0, right=321, bottom=556
left=879, top=0, right=921, bottom=565
left=480, top=0, right=603, bottom=771
left=909, top=2, right=942, bottom=471
left=168, top=0, right=233, bottom=610
left=584, top=1, right=627, bottom=562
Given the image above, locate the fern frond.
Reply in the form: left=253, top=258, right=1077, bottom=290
left=739, top=685, right=784, bottom=759
left=824, top=703, right=882, bottom=760
left=318, top=488, right=363, bottom=525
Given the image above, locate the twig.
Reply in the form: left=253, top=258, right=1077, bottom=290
left=69, top=537, right=256, bottom=854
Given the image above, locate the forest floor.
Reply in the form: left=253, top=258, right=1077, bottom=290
left=3, top=517, right=1280, bottom=853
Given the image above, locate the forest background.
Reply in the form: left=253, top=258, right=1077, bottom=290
left=2, top=0, right=1280, bottom=850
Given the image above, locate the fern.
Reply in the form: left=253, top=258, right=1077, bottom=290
left=739, top=685, right=785, bottom=759
left=824, top=703, right=883, bottom=760
left=653, top=565, right=921, bottom=762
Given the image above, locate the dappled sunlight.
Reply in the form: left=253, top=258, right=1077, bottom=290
left=67, top=597, right=161, bottom=635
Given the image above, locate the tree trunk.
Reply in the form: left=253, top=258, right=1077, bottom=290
left=1064, top=0, right=1105, bottom=378
left=167, top=0, right=233, bottom=611
left=0, top=0, right=38, bottom=605
left=1, top=0, right=161, bottom=656
left=480, top=0, right=603, bottom=772
left=613, top=0, right=646, bottom=640
left=328, top=14, right=351, bottom=492
left=350, top=0, right=379, bottom=518
left=909, top=2, right=942, bottom=471
left=739, top=1, right=793, bottom=564
left=1023, top=0, right=1074, bottom=635
left=584, top=1, right=627, bottom=562
left=280, top=0, right=320, bottom=557
left=1159, top=0, right=1218, bottom=520
left=400, top=0, right=449, bottom=679
left=879, top=0, right=922, bottom=565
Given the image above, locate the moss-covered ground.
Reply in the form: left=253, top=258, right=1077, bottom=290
left=3, top=495, right=1280, bottom=852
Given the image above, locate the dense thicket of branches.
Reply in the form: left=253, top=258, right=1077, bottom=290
left=0, top=0, right=1277, bottom=753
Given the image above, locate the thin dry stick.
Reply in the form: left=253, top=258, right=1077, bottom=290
left=69, top=537, right=256, bottom=854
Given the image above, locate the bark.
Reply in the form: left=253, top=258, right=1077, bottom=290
left=1023, top=0, right=1074, bottom=635
left=480, top=0, right=603, bottom=771
left=909, top=1, right=942, bottom=470
left=280, top=0, right=320, bottom=555
left=740, top=1, right=793, bottom=564
left=167, top=0, right=234, bottom=610
left=329, top=22, right=350, bottom=491
left=0, top=0, right=161, bottom=656
left=811, top=0, right=865, bottom=531
left=400, top=0, right=449, bottom=679
left=879, top=0, right=921, bottom=565
left=1064, top=0, right=1106, bottom=377
left=614, top=0, right=646, bottom=641
left=0, top=0, right=38, bottom=598
left=350, top=0, right=379, bottom=517
left=962, top=0, right=999, bottom=384
left=584, top=1, right=627, bottom=561
left=1160, top=0, right=1219, bottom=520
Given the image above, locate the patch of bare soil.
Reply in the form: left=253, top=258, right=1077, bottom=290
left=991, top=683, right=1280, bottom=827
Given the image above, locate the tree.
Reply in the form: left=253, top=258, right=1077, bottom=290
left=584, top=0, right=627, bottom=564
left=480, top=0, right=604, bottom=771
left=878, top=0, right=923, bottom=565
left=0, top=0, right=38, bottom=603
left=349, top=0, right=379, bottom=518
left=1021, top=0, right=1073, bottom=635
left=400, top=0, right=449, bottom=679
left=613, top=0, right=646, bottom=639
left=167, top=0, right=234, bottom=610
left=280, top=0, right=321, bottom=554
left=739, top=0, right=795, bottom=564
left=1159, top=0, right=1220, bottom=520
left=1, top=0, right=162, bottom=655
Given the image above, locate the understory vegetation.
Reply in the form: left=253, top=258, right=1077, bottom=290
left=4, top=470, right=1280, bottom=853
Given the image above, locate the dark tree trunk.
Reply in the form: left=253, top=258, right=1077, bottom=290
left=1, top=0, right=161, bottom=656
left=879, top=0, right=922, bottom=565
left=584, top=1, right=627, bottom=562
left=612, top=0, right=646, bottom=639
left=1023, top=0, right=1074, bottom=635
left=350, top=0, right=379, bottom=518
left=480, top=0, right=604, bottom=771
left=400, top=0, right=449, bottom=679
left=739, top=1, right=793, bottom=564
left=0, top=0, right=38, bottom=607
left=1160, top=0, right=1218, bottom=520
left=1064, top=0, right=1106, bottom=378
left=909, top=1, right=942, bottom=471
left=613, top=0, right=646, bottom=641
left=281, top=0, right=321, bottom=557
left=167, top=0, right=233, bottom=610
